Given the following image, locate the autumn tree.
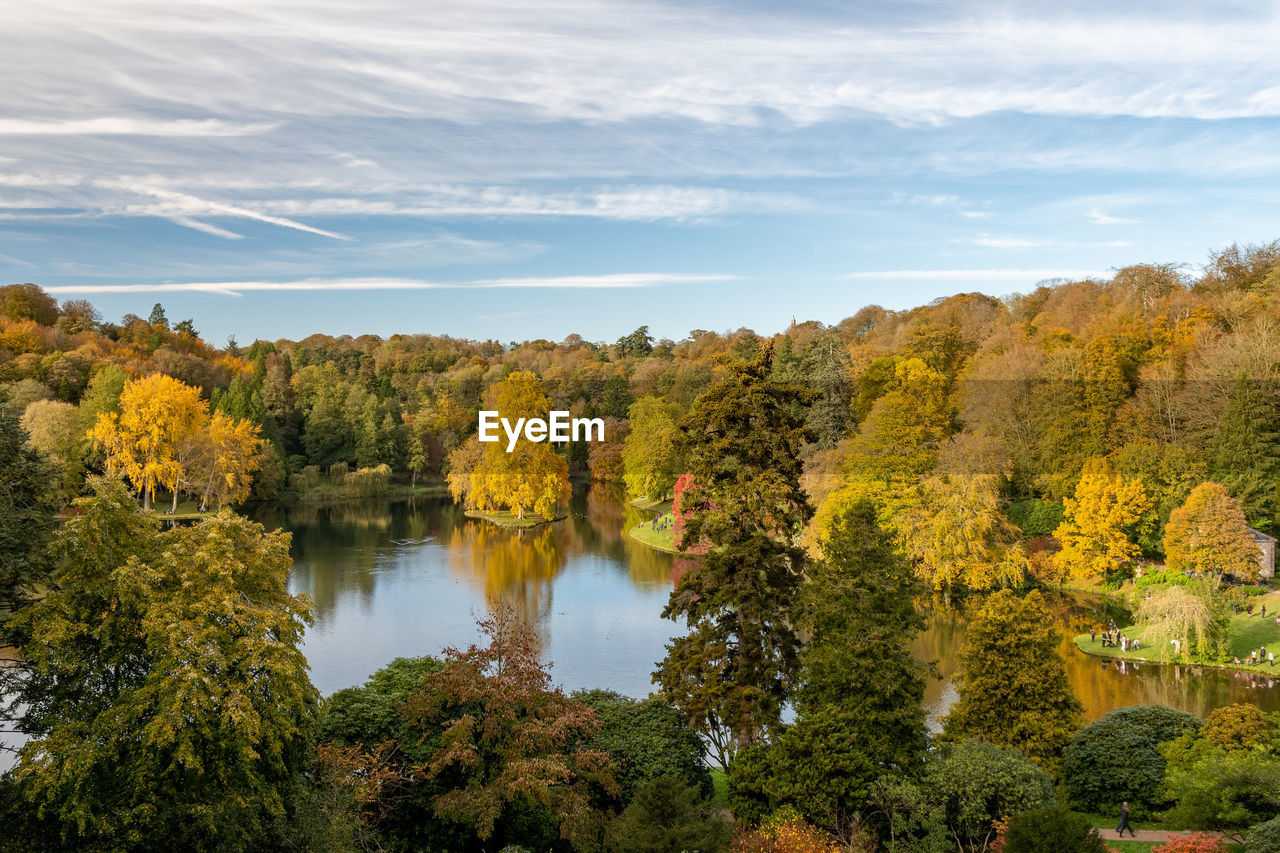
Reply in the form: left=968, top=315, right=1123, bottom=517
left=1164, top=482, right=1260, bottom=579
left=89, top=373, right=208, bottom=510
left=402, top=606, right=618, bottom=850
left=1052, top=459, right=1151, bottom=581
left=176, top=411, right=264, bottom=510
left=941, top=589, right=1083, bottom=773
left=655, top=345, right=812, bottom=767
left=900, top=473, right=1029, bottom=591
left=623, top=396, right=685, bottom=501
left=0, top=477, right=317, bottom=850
left=20, top=398, right=84, bottom=498
left=468, top=371, right=570, bottom=520
left=844, top=356, right=951, bottom=483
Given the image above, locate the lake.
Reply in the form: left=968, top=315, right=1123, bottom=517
left=263, top=483, right=1280, bottom=724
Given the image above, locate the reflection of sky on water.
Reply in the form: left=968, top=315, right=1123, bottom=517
left=278, top=483, right=683, bottom=697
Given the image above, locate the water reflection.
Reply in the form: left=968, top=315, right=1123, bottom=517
left=917, top=590, right=1280, bottom=729
left=272, top=483, right=683, bottom=696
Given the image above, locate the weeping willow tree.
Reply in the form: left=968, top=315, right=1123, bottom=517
left=1136, top=578, right=1231, bottom=661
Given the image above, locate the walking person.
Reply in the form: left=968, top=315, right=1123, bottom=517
left=1116, top=802, right=1136, bottom=838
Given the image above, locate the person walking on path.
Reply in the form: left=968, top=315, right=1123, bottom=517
left=1117, top=802, right=1136, bottom=838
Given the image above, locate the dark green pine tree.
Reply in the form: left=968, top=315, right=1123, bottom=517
left=0, top=406, right=59, bottom=629
left=728, top=497, right=929, bottom=829
left=941, top=589, right=1083, bottom=774
left=654, top=344, right=813, bottom=768
left=1207, top=372, right=1280, bottom=530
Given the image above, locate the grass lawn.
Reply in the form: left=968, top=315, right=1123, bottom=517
left=709, top=769, right=728, bottom=812
left=465, top=509, right=564, bottom=529
left=1074, top=590, right=1280, bottom=673
left=627, top=500, right=679, bottom=553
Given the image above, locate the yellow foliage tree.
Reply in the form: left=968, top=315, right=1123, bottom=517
left=844, top=357, right=951, bottom=483
left=901, top=474, right=1029, bottom=591
left=1052, top=459, right=1151, bottom=581
left=176, top=412, right=263, bottom=510
left=90, top=374, right=207, bottom=511
left=1163, top=481, right=1259, bottom=580
left=468, top=371, right=570, bottom=520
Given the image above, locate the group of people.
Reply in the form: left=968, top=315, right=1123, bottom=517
left=1091, top=625, right=1140, bottom=652
left=649, top=513, right=671, bottom=532
left=1234, top=647, right=1277, bottom=667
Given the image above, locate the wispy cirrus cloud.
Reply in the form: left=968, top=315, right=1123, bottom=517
left=848, top=268, right=1107, bottom=281
left=0, top=118, right=276, bottom=136
left=41, top=272, right=739, bottom=297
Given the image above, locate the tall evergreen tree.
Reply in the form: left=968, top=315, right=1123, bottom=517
left=729, top=495, right=929, bottom=830
left=1207, top=372, right=1280, bottom=529
left=941, top=589, right=1083, bottom=774
left=654, top=345, right=813, bottom=767
left=0, top=406, right=59, bottom=629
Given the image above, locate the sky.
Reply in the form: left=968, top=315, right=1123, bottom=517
left=3, top=0, right=1280, bottom=347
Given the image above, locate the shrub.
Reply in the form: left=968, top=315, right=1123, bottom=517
left=1007, top=499, right=1065, bottom=538
left=573, top=689, right=712, bottom=806
left=328, top=460, right=349, bottom=480
left=1200, top=704, right=1279, bottom=752
left=729, top=808, right=844, bottom=853
left=1153, top=832, right=1229, bottom=853
left=606, top=775, right=729, bottom=853
left=1003, top=804, right=1109, bottom=853
left=1247, top=815, right=1280, bottom=853
left=1062, top=705, right=1201, bottom=813
left=920, top=740, right=1055, bottom=851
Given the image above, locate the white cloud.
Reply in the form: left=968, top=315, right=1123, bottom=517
left=1087, top=207, right=1139, bottom=225
left=971, top=235, right=1039, bottom=249
left=41, top=272, right=739, bottom=296
left=848, top=268, right=1106, bottom=281
left=0, top=118, right=276, bottom=136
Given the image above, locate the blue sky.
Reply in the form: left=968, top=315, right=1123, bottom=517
left=3, top=0, right=1280, bottom=346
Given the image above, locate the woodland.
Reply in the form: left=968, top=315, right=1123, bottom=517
left=3, top=240, right=1280, bottom=851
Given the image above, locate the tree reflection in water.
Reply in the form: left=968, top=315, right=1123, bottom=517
left=918, top=590, right=1280, bottom=727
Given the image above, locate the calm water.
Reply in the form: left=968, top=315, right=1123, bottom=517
left=7, top=485, right=1277, bottom=774
left=266, top=483, right=1280, bottom=723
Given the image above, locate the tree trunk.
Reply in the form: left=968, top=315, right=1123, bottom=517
left=172, top=488, right=179, bottom=514
left=142, top=486, right=151, bottom=512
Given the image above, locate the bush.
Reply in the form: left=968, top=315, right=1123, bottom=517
left=1007, top=499, right=1065, bottom=538
left=573, top=689, right=712, bottom=806
left=1247, top=815, right=1280, bottom=853
left=920, top=740, right=1055, bottom=851
left=343, top=463, right=391, bottom=496
left=1161, top=734, right=1280, bottom=834
left=606, top=775, right=729, bottom=853
left=1003, top=804, right=1108, bottom=853
left=1136, top=567, right=1196, bottom=590
left=1062, top=704, right=1201, bottom=813
left=317, top=656, right=443, bottom=746
left=729, top=808, right=844, bottom=853
left=1153, top=833, right=1229, bottom=853
left=327, top=461, right=349, bottom=480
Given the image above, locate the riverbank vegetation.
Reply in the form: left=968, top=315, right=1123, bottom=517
left=8, top=241, right=1280, bottom=849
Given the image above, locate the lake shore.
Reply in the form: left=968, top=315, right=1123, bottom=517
left=627, top=498, right=678, bottom=553
left=1073, top=589, right=1280, bottom=674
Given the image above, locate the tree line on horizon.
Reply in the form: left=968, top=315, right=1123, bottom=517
left=6, top=238, right=1280, bottom=585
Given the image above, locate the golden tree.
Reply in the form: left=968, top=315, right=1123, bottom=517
left=90, top=373, right=207, bottom=511
left=176, top=412, right=264, bottom=511
left=469, top=371, right=570, bottom=520
left=1052, top=459, right=1151, bottom=581
left=1164, top=482, right=1260, bottom=580
left=901, top=473, right=1029, bottom=591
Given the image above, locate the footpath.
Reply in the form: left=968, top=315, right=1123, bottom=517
left=1097, top=828, right=1227, bottom=843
